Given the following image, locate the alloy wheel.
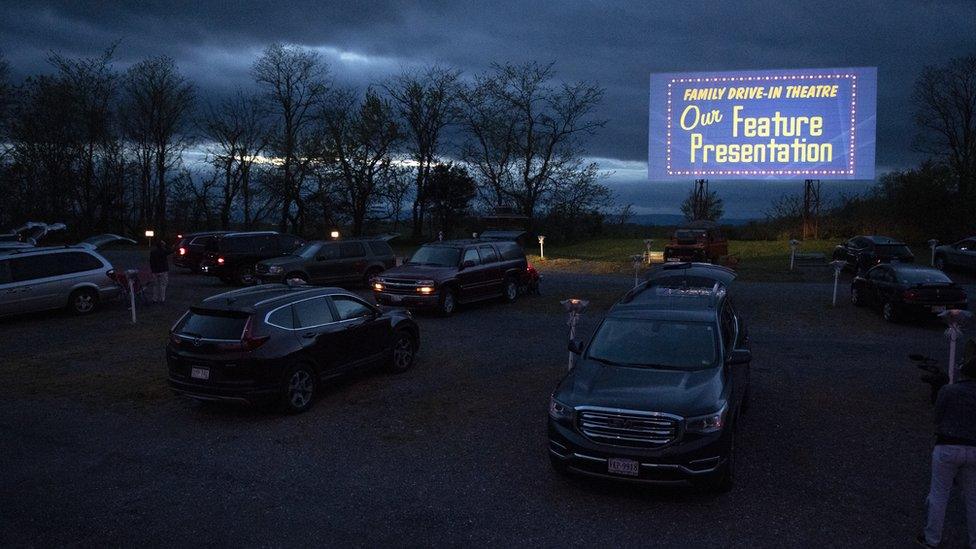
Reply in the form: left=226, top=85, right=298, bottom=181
left=74, top=292, right=95, bottom=313
left=442, top=292, right=455, bottom=314
left=505, top=280, right=518, bottom=301
left=392, top=334, right=415, bottom=371
left=288, top=370, right=314, bottom=408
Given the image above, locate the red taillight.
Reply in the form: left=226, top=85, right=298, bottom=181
left=179, top=247, right=187, bottom=256
left=169, top=332, right=182, bottom=346
left=902, top=290, right=918, bottom=301
left=240, top=316, right=269, bottom=351
left=217, top=256, right=225, bottom=265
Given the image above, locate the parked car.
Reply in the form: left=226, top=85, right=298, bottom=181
left=851, top=263, right=968, bottom=322
left=199, top=231, right=304, bottom=285
left=371, top=239, right=528, bottom=315
left=548, top=281, right=751, bottom=492
left=663, top=220, right=728, bottom=264
left=832, top=235, right=914, bottom=272
left=76, top=234, right=137, bottom=251
left=167, top=284, right=419, bottom=413
left=0, top=246, right=121, bottom=317
left=174, top=231, right=231, bottom=272
left=934, top=238, right=976, bottom=272
left=255, top=239, right=395, bottom=286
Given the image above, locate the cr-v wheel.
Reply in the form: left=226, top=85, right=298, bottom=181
left=439, top=288, right=457, bottom=316
left=281, top=364, right=317, bottom=414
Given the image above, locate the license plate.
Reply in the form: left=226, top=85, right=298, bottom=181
left=608, top=457, right=639, bottom=477
left=931, top=306, right=946, bottom=313
left=389, top=294, right=402, bottom=303
left=190, top=367, right=210, bottom=380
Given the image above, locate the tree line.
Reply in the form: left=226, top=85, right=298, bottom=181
left=0, top=43, right=612, bottom=241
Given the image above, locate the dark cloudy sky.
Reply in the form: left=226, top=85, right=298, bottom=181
left=2, top=1, right=974, bottom=217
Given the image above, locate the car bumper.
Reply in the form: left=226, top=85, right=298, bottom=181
left=374, top=291, right=440, bottom=308
left=168, top=376, right=279, bottom=405
left=198, top=263, right=228, bottom=277
left=547, top=418, right=729, bottom=484
left=899, top=301, right=968, bottom=316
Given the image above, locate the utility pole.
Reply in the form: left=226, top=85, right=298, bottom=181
left=802, top=179, right=821, bottom=240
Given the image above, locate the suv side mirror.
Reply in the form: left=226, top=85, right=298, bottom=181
left=568, top=338, right=584, bottom=355
left=727, top=348, right=752, bottom=365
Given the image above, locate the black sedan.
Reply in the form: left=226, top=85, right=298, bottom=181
left=934, top=237, right=976, bottom=272
left=833, top=235, right=914, bottom=272
left=167, top=284, right=419, bottom=413
left=851, top=264, right=967, bottom=322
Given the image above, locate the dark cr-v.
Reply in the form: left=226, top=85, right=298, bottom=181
left=167, top=284, right=419, bottom=413
left=200, top=231, right=304, bottom=285
left=371, top=239, right=528, bottom=315
left=548, top=277, right=751, bottom=492
left=255, top=239, right=395, bottom=286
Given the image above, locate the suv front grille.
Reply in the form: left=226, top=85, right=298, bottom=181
left=578, top=409, right=681, bottom=448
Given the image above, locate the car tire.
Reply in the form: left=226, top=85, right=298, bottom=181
left=68, top=288, right=99, bottom=315
left=280, top=363, right=317, bottom=414
left=851, top=285, right=864, bottom=307
left=697, top=431, right=734, bottom=493
left=389, top=329, right=417, bottom=373
left=234, top=265, right=256, bottom=286
left=501, top=276, right=519, bottom=303
left=934, top=255, right=946, bottom=271
left=882, top=301, right=899, bottom=323
left=438, top=287, right=457, bottom=317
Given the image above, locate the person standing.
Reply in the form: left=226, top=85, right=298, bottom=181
left=918, top=352, right=976, bottom=548
left=149, top=238, right=173, bottom=304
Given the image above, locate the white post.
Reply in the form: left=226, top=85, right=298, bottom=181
left=632, top=254, right=643, bottom=287
left=538, top=235, right=546, bottom=260
left=789, top=239, right=799, bottom=271
left=829, top=260, right=845, bottom=307
left=939, top=309, right=972, bottom=383
left=128, top=276, right=137, bottom=324
left=928, top=239, right=938, bottom=266
left=643, top=239, right=654, bottom=264
left=562, top=299, right=589, bottom=371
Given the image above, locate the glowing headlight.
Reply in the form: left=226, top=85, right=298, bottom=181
left=373, top=282, right=384, bottom=291
left=417, top=286, right=434, bottom=294
left=686, top=404, right=728, bottom=434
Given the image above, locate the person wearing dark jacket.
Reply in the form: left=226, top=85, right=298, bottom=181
left=919, top=353, right=976, bottom=548
left=149, top=238, right=173, bottom=303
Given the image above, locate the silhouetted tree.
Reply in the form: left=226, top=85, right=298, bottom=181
left=426, top=163, right=476, bottom=237
left=680, top=188, right=724, bottom=221
left=384, top=66, right=461, bottom=238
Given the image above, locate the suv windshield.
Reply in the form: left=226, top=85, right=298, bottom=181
left=875, top=244, right=912, bottom=257
left=407, top=246, right=460, bottom=267
left=586, top=318, right=718, bottom=370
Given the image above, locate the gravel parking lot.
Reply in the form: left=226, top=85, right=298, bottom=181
left=1, top=251, right=972, bottom=547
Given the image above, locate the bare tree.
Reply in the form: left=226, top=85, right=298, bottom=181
left=680, top=187, right=724, bottom=221
left=201, top=91, right=270, bottom=229
left=384, top=66, right=461, bottom=238
left=321, top=88, right=402, bottom=236
left=0, top=51, right=11, bottom=163
left=253, top=43, right=330, bottom=233
left=459, top=61, right=606, bottom=227
left=913, top=54, right=976, bottom=198
left=122, top=56, right=195, bottom=234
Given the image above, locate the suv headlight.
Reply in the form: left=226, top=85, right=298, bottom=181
left=549, top=397, right=575, bottom=422
left=268, top=265, right=284, bottom=274
left=686, top=404, right=728, bottom=434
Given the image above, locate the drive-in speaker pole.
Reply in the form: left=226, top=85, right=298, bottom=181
left=789, top=239, right=800, bottom=271
left=538, top=235, right=546, bottom=260
left=562, top=298, right=589, bottom=371
left=829, top=260, right=846, bottom=306
left=939, top=309, right=973, bottom=383
left=631, top=254, right=643, bottom=287
left=928, top=239, right=938, bottom=266
left=643, top=239, right=654, bottom=264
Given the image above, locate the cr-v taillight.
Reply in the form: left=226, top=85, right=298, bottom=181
left=240, top=316, right=269, bottom=351
left=902, top=289, right=918, bottom=301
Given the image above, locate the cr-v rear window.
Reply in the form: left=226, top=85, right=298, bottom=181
left=176, top=309, right=249, bottom=340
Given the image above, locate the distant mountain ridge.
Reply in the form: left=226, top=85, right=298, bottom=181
left=626, top=214, right=756, bottom=227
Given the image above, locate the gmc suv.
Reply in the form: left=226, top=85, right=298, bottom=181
left=371, top=239, right=528, bottom=315
left=548, top=274, right=751, bottom=492
left=200, top=231, right=304, bottom=285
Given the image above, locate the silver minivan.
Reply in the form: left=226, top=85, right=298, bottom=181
left=0, top=247, right=121, bottom=317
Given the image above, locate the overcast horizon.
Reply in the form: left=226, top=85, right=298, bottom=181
left=2, top=1, right=974, bottom=218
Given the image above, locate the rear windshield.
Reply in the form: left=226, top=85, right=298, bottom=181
left=897, top=269, right=951, bottom=285
left=293, top=243, right=322, bottom=259
left=587, top=318, right=718, bottom=370
left=368, top=241, right=393, bottom=256
left=176, top=309, right=248, bottom=340
left=675, top=230, right=707, bottom=240
left=875, top=244, right=912, bottom=257
left=407, top=246, right=460, bottom=267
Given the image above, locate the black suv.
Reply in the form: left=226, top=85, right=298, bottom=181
left=372, top=239, right=528, bottom=315
left=832, top=235, right=914, bottom=272
left=548, top=280, right=751, bottom=491
left=174, top=231, right=230, bottom=272
left=255, top=239, right=395, bottom=286
left=200, top=231, right=304, bottom=285
left=167, top=284, right=419, bottom=413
